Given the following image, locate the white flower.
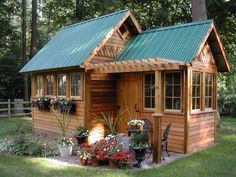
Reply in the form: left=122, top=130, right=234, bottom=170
left=127, top=119, right=145, bottom=126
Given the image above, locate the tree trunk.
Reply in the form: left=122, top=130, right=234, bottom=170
left=30, top=0, right=39, bottom=59
left=75, top=0, right=86, bottom=21
left=22, top=0, right=29, bottom=101
left=191, top=0, right=207, bottom=21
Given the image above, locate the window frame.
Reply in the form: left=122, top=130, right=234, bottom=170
left=57, top=73, right=67, bottom=97
left=164, top=71, right=182, bottom=112
left=70, top=72, right=83, bottom=100
left=192, top=71, right=202, bottom=111
left=143, top=72, right=155, bottom=110
left=204, top=73, right=213, bottom=110
left=46, top=75, right=54, bottom=96
left=36, top=75, right=43, bottom=97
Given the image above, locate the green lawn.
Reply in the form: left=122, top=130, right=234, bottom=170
left=0, top=117, right=32, bottom=143
left=0, top=117, right=236, bottom=177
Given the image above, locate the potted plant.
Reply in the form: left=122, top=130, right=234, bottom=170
left=131, top=132, right=148, bottom=168
left=89, top=139, right=110, bottom=166
left=77, top=144, right=91, bottom=166
left=73, top=126, right=89, bottom=146
left=50, top=98, right=74, bottom=157
left=107, top=139, right=121, bottom=168
left=109, top=151, right=129, bottom=169
left=127, top=119, right=145, bottom=130
left=58, top=137, right=74, bottom=157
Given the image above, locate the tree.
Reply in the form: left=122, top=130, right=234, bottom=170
left=22, top=0, right=28, bottom=101
left=30, top=0, right=39, bottom=59
left=191, top=0, right=207, bottom=21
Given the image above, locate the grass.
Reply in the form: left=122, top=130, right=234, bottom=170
left=0, top=117, right=32, bottom=143
left=0, top=116, right=236, bottom=177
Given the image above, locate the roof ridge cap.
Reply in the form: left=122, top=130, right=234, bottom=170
left=142, top=19, right=213, bottom=34
left=61, top=8, right=129, bottom=30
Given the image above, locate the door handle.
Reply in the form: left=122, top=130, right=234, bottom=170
left=135, top=104, right=139, bottom=112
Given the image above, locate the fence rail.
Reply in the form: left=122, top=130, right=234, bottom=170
left=0, top=99, right=31, bottom=118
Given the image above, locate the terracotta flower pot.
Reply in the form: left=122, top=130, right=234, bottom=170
left=109, top=159, right=118, bottom=169
left=80, top=158, right=87, bottom=166
left=91, top=158, right=99, bottom=167
left=119, top=161, right=129, bottom=169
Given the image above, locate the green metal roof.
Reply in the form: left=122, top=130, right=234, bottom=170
left=115, top=20, right=213, bottom=63
left=20, top=9, right=129, bottom=73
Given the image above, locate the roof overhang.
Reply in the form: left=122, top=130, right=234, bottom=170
left=194, top=21, right=230, bottom=72
left=83, top=58, right=188, bottom=74
left=208, top=25, right=230, bottom=72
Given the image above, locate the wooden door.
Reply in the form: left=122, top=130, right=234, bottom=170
left=117, top=73, right=141, bottom=133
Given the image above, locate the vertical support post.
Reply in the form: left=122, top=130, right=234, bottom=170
left=214, top=73, right=218, bottom=143
left=152, top=70, right=163, bottom=163
left=153, top=113, right=162, bottom=163
left=84, top=71, right=91, bottom=129
left=8, top=99, right=11, bottom=119
left=184, top=66, right=191, bottom=153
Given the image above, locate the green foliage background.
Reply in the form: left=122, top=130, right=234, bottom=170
left=0, top=0, right=235, bottom=99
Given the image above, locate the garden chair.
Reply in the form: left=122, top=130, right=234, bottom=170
left=141, top=119, right=153, bottom=159
left=162, top=123, right=171, bottom=160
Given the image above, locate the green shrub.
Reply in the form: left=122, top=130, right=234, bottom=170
left=0, top=134, right=57, bottom=157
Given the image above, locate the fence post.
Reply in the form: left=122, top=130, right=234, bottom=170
left=8, top=99, right=11, bottom=119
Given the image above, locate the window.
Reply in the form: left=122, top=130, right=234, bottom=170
left=36, top=76, right=43, bottom=96
left=205, top=73, right=213, bottom=108
left=46, top=75, right=54, bottom=95
left=192, top=72, right=201, bottom=110
left=165, top=72, right=181, bottom=110
left=58, top=74, right=66, bottom=96
left=71, top=73, right=81, bottom=97
left=144, top=73, right=155, bottom=109
left=119, top=24, right=127, bottom=35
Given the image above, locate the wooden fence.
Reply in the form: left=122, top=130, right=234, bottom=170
left=0, top=99, right=31, bottom=118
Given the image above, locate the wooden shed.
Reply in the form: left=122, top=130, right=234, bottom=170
left=20, top=9, right=230, bottom=159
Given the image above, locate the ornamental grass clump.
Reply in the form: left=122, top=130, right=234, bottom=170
left=50, top=99, right=74, bottom=138
left=93, top=109, right=127, bottom=135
